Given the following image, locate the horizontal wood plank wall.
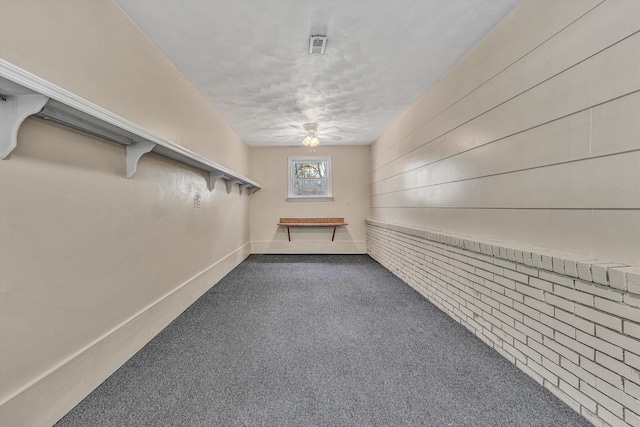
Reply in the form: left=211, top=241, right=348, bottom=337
left=369, top=0, right=640, bottom=266
left=369, top=1, right=640, bottom=426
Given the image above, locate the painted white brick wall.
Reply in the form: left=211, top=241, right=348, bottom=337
left=366, top=220, right=640, bottom=427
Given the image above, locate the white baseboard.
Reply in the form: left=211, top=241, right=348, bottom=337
left=0, top=243, right=251, bottom=427
left=251, top=240, right=367, bottom=254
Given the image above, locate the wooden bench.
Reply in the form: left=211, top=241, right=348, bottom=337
left=278, top=217, right=348, bottom=241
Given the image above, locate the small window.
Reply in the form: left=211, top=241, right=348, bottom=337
left=288, top=156, right=333, bottom=201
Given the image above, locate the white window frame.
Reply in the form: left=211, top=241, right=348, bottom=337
left=287, top=156, right=333, bottom=201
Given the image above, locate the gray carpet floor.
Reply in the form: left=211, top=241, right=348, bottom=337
left=55, top=255, right=591, bottom=426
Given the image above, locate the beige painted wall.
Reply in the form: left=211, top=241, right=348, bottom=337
left=250, top=146, right=369, bottom=253
left=370, top=0, right=640, bottom=267
left=0, top=1, right=255, bottom=425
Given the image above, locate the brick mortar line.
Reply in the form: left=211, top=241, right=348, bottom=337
left=367, top=227, right=640, bottom=426
left=369, top=227, right=640, bottom=348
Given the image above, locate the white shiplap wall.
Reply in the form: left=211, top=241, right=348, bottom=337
left=369, top=0, right=640, bottom=266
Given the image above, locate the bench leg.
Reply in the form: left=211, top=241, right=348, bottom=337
left=287, top=226, right=291, bottom=241
left=332, top=226, right=337, bottom=241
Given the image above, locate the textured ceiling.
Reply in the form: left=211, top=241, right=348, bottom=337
left=115, top=0, right=520, bottom=147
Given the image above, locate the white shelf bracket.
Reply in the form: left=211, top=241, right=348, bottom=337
left=0, top=94, right=48, bottom=159
left=126, top=140, right=156, bottom=177
left=0, top=60, right=261, bottom=193
left=239, top=183, right=251, bottom=195
left=226, top=178, right=241, bottom=195
left=248, top=187, right=260, bottom=197
left=208, top=171, right=226, bottom=191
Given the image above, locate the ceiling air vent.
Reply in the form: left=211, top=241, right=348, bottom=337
left=309, top=35, right=327, bottom=55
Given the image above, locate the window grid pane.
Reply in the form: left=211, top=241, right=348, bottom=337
left=293, top=178, right=328, bottom=196
left=293, top=161, right=326, bottom=179
left=288, top=156, right=331, bottom=199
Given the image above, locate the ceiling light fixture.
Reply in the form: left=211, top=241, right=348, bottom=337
left=302, top=135, right=320, bottom=147
left=302, top=123, right=321, bottom=147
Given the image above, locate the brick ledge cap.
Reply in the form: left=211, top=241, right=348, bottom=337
left=365, top=219, right=639, bottom=294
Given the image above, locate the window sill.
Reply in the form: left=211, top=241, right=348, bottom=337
left=286, top=196, right=334, bottom=202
